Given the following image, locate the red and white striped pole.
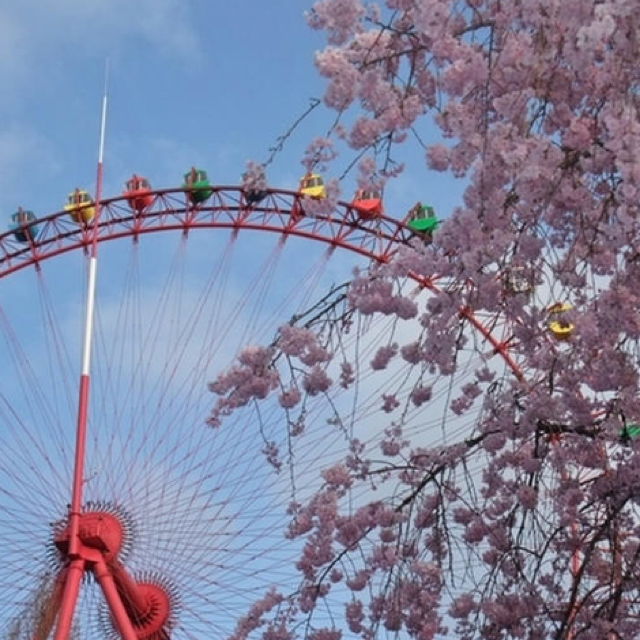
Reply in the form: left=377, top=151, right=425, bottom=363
left=54, top=61, right=109, bottom=640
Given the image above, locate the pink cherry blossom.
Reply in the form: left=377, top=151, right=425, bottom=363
left=321, top=463, right=353, bottom=489
left=278, top=386, right=302, bottom=409
left=302, top=365, right=332, bottom=395
left=370, top=343, right=398, bottom=370
left=215, top=1, right=640, bottom=638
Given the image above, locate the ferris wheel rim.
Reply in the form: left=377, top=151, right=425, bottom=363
left=0, top=186, right=411, bottom=277
left=0, top=184, right=523, bottom=380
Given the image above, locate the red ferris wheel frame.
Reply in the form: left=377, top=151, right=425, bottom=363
left=0, top=187, right=412, bottom=277
left=2, top=185, right=521, bottom=639
left=0, top=185, right=519, bottom=377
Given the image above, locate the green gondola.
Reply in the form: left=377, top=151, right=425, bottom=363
left=183, top=167, right=213, bottom=204
left=406, top=203, right=439, bottom=235
left=620, top=423, right=640, bottom=444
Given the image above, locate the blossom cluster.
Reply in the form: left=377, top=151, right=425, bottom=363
left=218, top=1, right=640, bottom=638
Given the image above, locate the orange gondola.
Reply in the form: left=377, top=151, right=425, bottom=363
left=123, top=175, right=153, bottom=213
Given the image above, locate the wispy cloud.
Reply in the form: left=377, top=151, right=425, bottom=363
left=46, top=0, right=203, bottom=63
left=0, top=125, right=61, bottom=212
left=0, top=0, right=203, bottom=88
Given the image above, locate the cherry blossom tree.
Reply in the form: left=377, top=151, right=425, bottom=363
left=212, top=2, right=640, bottom=639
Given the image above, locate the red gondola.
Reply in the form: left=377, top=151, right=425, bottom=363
left=123, top=174, right=153, bottom=213
left=351, top=188, right=383, bottom=219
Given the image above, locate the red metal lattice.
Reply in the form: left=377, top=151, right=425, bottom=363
left=0, top=187, right=417, bottom=279
left=0, top=185, right=521, bottom=378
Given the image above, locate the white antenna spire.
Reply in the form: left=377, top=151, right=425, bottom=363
left=98, top=58, right=109, bottom=165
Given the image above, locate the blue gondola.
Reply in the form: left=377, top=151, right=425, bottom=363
left=10, top=208, right=38, bottom=243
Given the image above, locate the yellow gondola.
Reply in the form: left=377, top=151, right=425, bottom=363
left=299, top=173, right=326, bottom=199
left=64, top=189, right=95, bottom=224
left=548, top=303, right=574, bottom=340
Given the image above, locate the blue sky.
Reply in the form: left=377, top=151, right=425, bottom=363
left=0, top=1, right=462, bottom=222
left=0, top=1, right=322, bottom=212
left=0, top=1, right=331, bottom=214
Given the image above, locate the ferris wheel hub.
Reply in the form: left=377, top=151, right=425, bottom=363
left=54, top=509, right=125, bottom=563
left=51, top=505, right=177, bottom=638
left=128, top=582, right=172, bottom=638
left=100, top=569, right=178, bottom=640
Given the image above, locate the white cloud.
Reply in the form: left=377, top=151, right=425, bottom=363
left=0, top=125, right=61, bottom=212
left=46, top=0, right=203, bottom=63
left=0, top=0, right=202, bottom=90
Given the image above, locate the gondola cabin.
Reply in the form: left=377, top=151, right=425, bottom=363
left=64, top=189, right=95, bottom=224
left=504, top=267, right=534, bottom=295
left=352, top=188, right=383, bottom=219
left=405, top=202, right=439, bottom=237
left=10, top=208, right=38, bottom=243
left=242, top=168, right=268, bottom=206
left=183, top=167, right=213, bottom=204
left=547, top=303, right=574, bottom=340
left=245, top=188, right=268, bottom=206
left=620, top=423, right=640, bottom=445
left=299, top=173, right=326, bottom=199
left=123, top=174, right=153, bottom=213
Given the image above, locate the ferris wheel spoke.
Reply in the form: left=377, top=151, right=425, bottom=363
left=35, top=275, right=78, bottom=443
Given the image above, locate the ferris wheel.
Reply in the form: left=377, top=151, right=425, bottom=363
left=0, top=91, right=537, bottom=638
left=0, top=170, right=538, bottom=640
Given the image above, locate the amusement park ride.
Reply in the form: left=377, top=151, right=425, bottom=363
left=1, top=83, right=591, bottom=640
left=4, top=169, right=584, bottom=638
left=2, top=115, right=455, bottom=639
